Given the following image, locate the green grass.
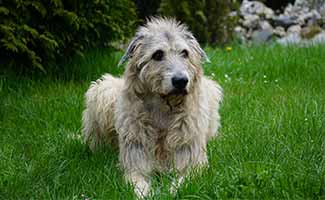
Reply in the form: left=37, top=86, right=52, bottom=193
left=1, top=44, right=324, bottom=199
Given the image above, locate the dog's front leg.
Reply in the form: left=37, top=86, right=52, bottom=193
left=120, top=142, right=152, bottom=198
left=170, top=141, right=208, bottom=194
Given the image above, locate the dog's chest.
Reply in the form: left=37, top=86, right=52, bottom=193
left=143, top=97, right=172, bottom=168
left=143, top=97, right=171, bottom=131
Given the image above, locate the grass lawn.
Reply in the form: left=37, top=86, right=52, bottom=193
left=0, top=44, right=324, bottom=199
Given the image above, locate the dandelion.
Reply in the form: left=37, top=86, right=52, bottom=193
left=226, top=46, right=232, bottom=52
left=275, top=79, right=279, bottom=83
left=211, top=73, right=215, bottom=77
left=264, top=80, right=268, bottom=83
left=263, top=75, right=267, bottom=78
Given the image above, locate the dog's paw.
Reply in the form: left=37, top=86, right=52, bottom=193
left=169, top=176, right=184, bottom=196
left=134, top=179, right=150, bottom=199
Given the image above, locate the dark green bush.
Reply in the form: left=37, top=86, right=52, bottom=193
left=159, top=0, right=239, bottom=45
left=133, top=0, right=161, bottom=21
left=253, top=0, right=295, bottom=11
left=159, top=0, right=208, bottom=43
left=0, top=0, right=137, bottom=72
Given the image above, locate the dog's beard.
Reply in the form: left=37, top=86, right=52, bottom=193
left=160, top=88, right=188, bottom=98
left=159, top=89, right=188, bottom=110
left=168, top=88, right=188, bottom=96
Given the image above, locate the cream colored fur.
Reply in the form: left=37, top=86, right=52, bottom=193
left=82, top=18, right=223, bottom=198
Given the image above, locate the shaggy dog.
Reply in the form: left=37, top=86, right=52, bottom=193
left=82, top=18, right=223, bottom=198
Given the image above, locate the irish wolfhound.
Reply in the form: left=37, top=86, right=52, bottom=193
left=82, top=17, right=223, bottom=198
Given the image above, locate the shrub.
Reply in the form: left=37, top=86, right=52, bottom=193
left=133, top=0, right=161, bottom=21
left=159, top=0, right=208, bottom=43
left=0, top=0, right=137, bottom=73
left=159, top=0, right=239, bottom=45
left=206, top=0, right=239, bottom=45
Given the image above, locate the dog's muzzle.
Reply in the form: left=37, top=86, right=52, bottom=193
left=169, top=89, right=188, bottom=96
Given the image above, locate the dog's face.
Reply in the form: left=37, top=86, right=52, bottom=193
left=137, top=33, right=197, bottom=96
left=120, top=18, right=209, bottom=97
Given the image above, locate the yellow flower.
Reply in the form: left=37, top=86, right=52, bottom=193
left=226, top=46, right=232, bottom=52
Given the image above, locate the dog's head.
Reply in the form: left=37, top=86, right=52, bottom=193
left=120, top=17, right=209, bottom=97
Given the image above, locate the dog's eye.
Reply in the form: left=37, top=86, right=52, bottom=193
left=152, top=50, right=164, bottom=61
left=181, top=49, right=189, bottom=58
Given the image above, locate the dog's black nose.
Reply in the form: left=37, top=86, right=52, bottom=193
left=172, top=76, right=188, bottom=90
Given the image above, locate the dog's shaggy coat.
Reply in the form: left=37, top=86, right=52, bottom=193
left=82, top=18, right=223, bottom=198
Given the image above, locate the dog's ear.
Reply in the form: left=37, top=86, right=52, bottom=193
left=118, top=34, right=144, bottom=66
left=184, top=33, right=210, bottom=63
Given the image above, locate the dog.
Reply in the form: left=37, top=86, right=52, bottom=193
left=82, top=17, right=223, bottom=198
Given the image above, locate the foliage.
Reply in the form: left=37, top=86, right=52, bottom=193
left=0, top=0, right=137, bottom=72
left=205, top=0, right=239, bottom=45
left=159, top=0, right=239, bottom=45
left=133, top=0, right=161, bottom=21
left=159, top=0, right=208, bottom=43
left=254, top=0, right=295, bottom=11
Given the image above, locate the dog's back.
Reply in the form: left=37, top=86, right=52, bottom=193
left=201, top=77, right=223, bottom=140
left=82, top=74, right=123, bottom=151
